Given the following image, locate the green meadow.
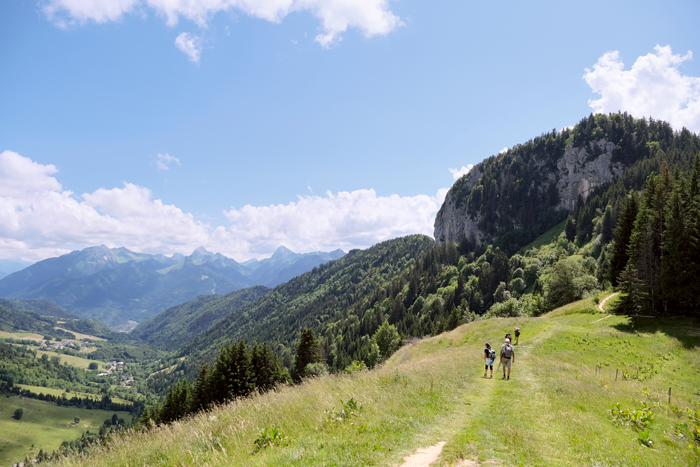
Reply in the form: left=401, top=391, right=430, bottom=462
left=0, top=396, right=132, bottom=465
left=34, top=350, right=108, bottom=371
left=44, top=295, right=700, bottom=466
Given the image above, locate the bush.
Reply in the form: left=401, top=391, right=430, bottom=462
left=509, top=278, right=526, bottom=295
left=485, top=298, right=523, bottom=318
left=13, top=408, right=23, bottom=420
left=88, top=362, right=99, bottom=370
left=344, top=360, right=367, bottom=374
left=304, top=362, right=329, bottom=378
left=493, top=282, right=511, bottom=303
left=546, top=257, right=598, bottom=309
left=372, top=321, right=401, bottom=361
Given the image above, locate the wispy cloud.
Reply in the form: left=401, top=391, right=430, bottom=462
left=156, top=153, right=181, bottom=170
left=174, top=33, right=202, bottom=63
left=584, top=45, right=700, bottom=132
left=44, top=0, right=403, bottom=54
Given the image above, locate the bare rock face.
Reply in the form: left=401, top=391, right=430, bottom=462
left=555, top=139, right=624, bottom=211
left=434, top=138, right=624, bottom=245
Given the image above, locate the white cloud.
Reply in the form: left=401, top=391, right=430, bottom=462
left=44, top=0, right=403, bottom=50
left=584, top=45, right=700, bottom=132
left=498, top=147, right=508, bottom=155
left=156, top=152, right=181, bottom=170
left=0, top=150, right=448, bottom=263
left=223, top=188, right=445, bottom=257
left=174, top=32, right=202, bottom=63
left=0, top=150, right=209, bottom=263
left=449, top=165, right=473, bottom=181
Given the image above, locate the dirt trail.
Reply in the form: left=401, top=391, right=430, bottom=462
left=400, top=441, right=446, bottom=466
left=597, top=292, right=619, bottom=312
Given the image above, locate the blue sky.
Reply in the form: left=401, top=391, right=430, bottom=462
left=1, top=0, right=699, bottom=270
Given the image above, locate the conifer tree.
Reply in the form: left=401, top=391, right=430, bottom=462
left=191, top=363, right=211, bottom=412
left=251, top=343, right=284, bottom=393
left=294, top=328, right=322, bottom=379
left=608, top=191, right=639, bottom=286
left=565, top=215, right=576, bottom=242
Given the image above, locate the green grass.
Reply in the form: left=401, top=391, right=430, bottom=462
left=34, top=350, right=108, bottom=370
left=0, top=396, right=132, bottom=464
left=0, top=330, right=44, bottom=342
left=43, top=296, right=700, bottom=466
left=519, top=219, right=567, bottom=253
left=14, top=384, right=132, bottom=406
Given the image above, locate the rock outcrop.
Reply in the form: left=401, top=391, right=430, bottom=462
left=434, top=138, right=625, bottom=245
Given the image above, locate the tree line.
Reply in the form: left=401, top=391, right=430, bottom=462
left=610, top=155, right=700, bottom=315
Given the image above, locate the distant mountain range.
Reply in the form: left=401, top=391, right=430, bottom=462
left=0, top=245, right=344, bottom=328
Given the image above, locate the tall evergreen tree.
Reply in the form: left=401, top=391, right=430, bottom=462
left=564, top=215, right=576, bottom=242
left=608, top=191, right=639, bottom=286
left=294, top=328, right=322, bottom=379
left=191, top=363, right=211, bottom=412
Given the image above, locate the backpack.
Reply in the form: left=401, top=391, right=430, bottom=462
left=488, top=348, right=496, bottom=360
left=503, top=344, right=513, bottom=358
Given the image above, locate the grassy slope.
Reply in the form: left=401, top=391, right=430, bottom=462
left=518, top=219, right=567, bottom=253
left=0, top=397, right=132, bottom=465
left=45, top=296, right=700, bottom=467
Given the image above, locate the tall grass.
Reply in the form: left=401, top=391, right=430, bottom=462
left=45, top=296, right=700, bottom=466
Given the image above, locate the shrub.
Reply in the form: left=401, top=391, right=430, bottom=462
left=88, top=362, right=98, bottom=370
left=344, top=360, right=367, bottom=374
left=13, top=408, right=23, bottom=420
left=546, top=257, right=597, bottom=309
left=485, top=298, right=522, bottom=318
left=304, top=362, right=329, bottom=378
left=372, top=321, right=401, bottom=361
left=509, top=278, right=526, bottom=295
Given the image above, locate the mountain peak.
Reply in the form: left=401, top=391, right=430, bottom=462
left=271, top=246, right=294, bottom=259
left=191, top=246, right=211, bottom=257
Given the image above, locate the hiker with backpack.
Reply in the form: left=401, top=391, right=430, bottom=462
left=514, top=327, right=520, bottom=345
left=500, top=338, right=515, bottom=380
left=484, top=342, right=496, bottom=378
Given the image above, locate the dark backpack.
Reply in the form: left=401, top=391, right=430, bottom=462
left=503, top=344, right=513, bottom=358
left=487, top=348, right=496, bottom=360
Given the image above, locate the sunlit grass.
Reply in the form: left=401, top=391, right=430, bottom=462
left=43, top=295, right=700, bottom=466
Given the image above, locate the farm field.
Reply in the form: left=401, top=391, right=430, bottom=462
left=53, top=327, right=105, bottom=342
left=0, top=331, right=44, bottom=342
left=14, top=384, right=133, bottom=406
left=34, top=350, right=108, bottom=371
left=0, top=396, right=132, bottom=465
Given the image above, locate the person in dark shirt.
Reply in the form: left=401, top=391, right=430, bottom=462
left=484, top=342, right=495, bottom=378
left=514, top=327, right=520, bottom=345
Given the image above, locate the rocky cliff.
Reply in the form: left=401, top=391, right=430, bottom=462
left=434, top=133, right=626, bottom=248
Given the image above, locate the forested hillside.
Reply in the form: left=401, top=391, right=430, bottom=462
left=169, top=235, right=434, bottom=379
left=130, top=285, right=271, bottom=350
left=436, top=113, right=700, bottom=255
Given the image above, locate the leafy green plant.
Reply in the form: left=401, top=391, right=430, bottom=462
left=253, top=427, right=289, bottom=452
left=344, top=360, right=367, bottom=374
left=324, top=398, right=364, bottom=426
left=637, top=428, right=653, bottom=447
left=609, top=402, right=653, bottom=429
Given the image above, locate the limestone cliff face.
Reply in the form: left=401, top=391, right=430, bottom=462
left=555, top=139, right=624, bottom=210
left=434, top=138, right=625, bottom=245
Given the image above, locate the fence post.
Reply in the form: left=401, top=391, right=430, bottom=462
left=615, top=369, right=618, bottom=381
left=669, top=387, right=672, bottom=405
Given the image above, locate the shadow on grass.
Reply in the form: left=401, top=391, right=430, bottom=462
left=612, top=316, right=700, bottom=350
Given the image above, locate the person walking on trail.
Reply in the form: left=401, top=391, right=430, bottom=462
left=514, top=327, right=520, bottom=345
left=484, top=342, right=496, bottom=378
left=500, top=338, right=515, bottom=380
